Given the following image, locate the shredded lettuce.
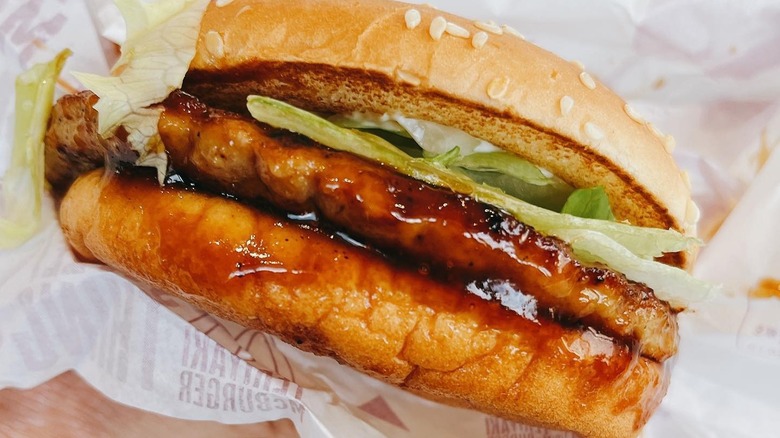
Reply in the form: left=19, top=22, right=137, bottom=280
left=328, top=112, right=411, bottom=138
left=457, top=168, right=573, bottom=212
left=0, top=50, right=70, bottom=249
left=393, top=115, right=500, bottom=156
left=330, top=112, right=500, bottom=155
left=451, top=152, right=574, bottom=212
left=452, top=151, right=552, bottom=186
left=72, top=0, right=210, bottom=182
left=247, top=95, right=695, bottom=256
left=555, top=228, right=716, bottom=307
left=332, top=112, right=577, bottom=212
left=247, top=95, right=715, bottom=304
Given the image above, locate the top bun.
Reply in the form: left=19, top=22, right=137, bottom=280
left=185, top=0, right=697, bottom=266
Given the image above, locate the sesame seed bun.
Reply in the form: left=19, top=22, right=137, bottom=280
left=185, top=0, right=696, bottom=267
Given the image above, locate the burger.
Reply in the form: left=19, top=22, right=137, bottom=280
left=33, top=0, right=714, bottom=436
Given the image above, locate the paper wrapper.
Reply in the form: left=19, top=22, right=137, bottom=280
left=2, top=1, right=780, bottom=436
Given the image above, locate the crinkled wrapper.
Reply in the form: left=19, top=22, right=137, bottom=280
left=1, top=1, right=780, bottom=436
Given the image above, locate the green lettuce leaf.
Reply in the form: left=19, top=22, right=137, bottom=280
left=72, top=0, right=210, bottom=182
left=454, top=151, right=551, bottom=185
left=561, top=187, right=616, bottom=220
left=0, top=50, right=70, bottom=248
left=452, top=151, right=574, bottom=212
left=246, top=95, right=714, bottom=305
left=332, top=113, right=576, bottom=211
left=328, top=112, right=411, bottom=138
left=555, top=228, right=716, bottom=308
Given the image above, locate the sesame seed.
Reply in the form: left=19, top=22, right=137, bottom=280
left=429, top=16, right=447, bottom=40
left=623, top=104, right=644, bottom=124
left=579, top=71, right=596, bottom=90
left=205, top=31, right=224, bottom=58
left=445, top=22, right=470, bottom=38
left=235, top=5, right=252, bottom=17
left=584, top=122, right=604, bottom=141
left=472, top=31, right=489, bottom=48
left=215, top=0, right=234, bottom=6
left=501, top=24, right=525, bottom=40
left=663, top=134, right=676, bottom=153
left=487, top=76, right=510, bottom=99
left=572, top=60, right=585, bottom=70
left=405, top=9, right=421, bottom=30
left=560, top=95, right=574, bottom=116
left=397, top=69, right=422, bottom=86
left=474, top=20, right=502, bottom=34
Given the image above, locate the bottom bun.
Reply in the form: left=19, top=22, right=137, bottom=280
left=60, top=169, right=669, bottom=438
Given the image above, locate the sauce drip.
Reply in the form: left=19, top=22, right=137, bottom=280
left=749, top=278, right=780, bottom=299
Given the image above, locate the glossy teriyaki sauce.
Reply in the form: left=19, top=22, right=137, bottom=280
left=94, top=169, right=662, bottom=422
left=158, top=91, right=677, bottom=362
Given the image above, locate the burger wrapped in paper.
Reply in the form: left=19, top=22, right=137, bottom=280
left=5, top=0, right=718, bottom=437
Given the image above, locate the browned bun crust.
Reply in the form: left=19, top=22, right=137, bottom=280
left=184, top=0, right=697, bottom=267
left=61, top=169, right=669, bottom=438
